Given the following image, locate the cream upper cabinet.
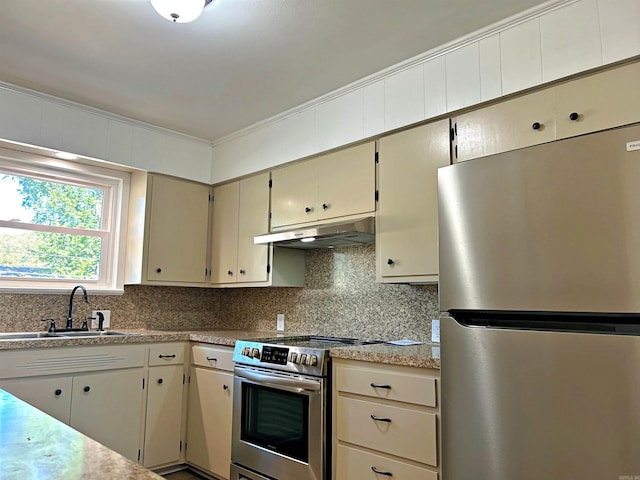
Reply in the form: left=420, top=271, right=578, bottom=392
left=377, top=120, right=450, bottom=283
left=211, top=174, right=270, bottom=284
left=453, top=88, right=556, bottom=162
left=453, top=60, right=640, bottom=162
left=126, top=172, right=210, bottom=286
left=271, top=141, right=376, bottom=229
left=554, top=61, right=640, bottom=139
left=211, top=173, right=304, bottom=287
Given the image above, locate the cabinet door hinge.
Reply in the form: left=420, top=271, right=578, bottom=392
left=450, top=127, right=455, bottom=142
left=375, top=151, right=379, bottom=164
left=455, top=144, right=458, bottom=159
left=180, top=440, right=183, bottom=452
left=267, top=264, right=271, bottom=274
left=375, top=190, right=379, bottom=202
left=209, top=193, right=214, bottom=202
left=268, top=179, right=273, bottom=188
left=142, top=378, right=145, bottom=390
left=183, top=374, right=186, bottom=385
left=188, top=375, right=191, bottom=384
left=137, top=450, right=141, bottom=462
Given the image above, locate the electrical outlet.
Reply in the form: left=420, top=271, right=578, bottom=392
left=431, top=319, right=440, bottom=343
left=277, top=313, right=285, bottom=331
left=92, top=310, right=111, bottom=329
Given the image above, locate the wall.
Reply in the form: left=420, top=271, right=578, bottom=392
left=0, top=245, right=437, bottom=342
left=210, top=0, right=640, bottom=183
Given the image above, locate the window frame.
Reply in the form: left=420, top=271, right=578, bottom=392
left=0, top=147, right=130, bottom=293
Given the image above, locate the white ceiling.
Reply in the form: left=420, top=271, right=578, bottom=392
left=1, top=0, right=550, bottom=141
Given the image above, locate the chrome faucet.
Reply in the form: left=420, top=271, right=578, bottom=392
left=67, top=285, right=89, bottom=329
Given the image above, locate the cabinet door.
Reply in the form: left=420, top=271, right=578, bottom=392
left=317, top=142, right=375, bottom=221
left=146, top=175, right=210, bottom=283
left=0, top=376, right=72, bottom=424
left=454, top=88, right=556, bottom=161
left=237, top=173, right=270, bottom=283
left=270, top=159, right=318, bottom=228
left=143, top=365, right=185, bottom=468
left=555, top=61, right=640, bottom=140
left=211, top=181, right=240, bottom=283
left=377, top=120, right=450, bottom=281
left=186, top=366, right=233, bottom=480
left=70, top=368, right=145, bottom=461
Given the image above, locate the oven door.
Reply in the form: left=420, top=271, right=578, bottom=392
left=232, top=365, right=326, bottom=480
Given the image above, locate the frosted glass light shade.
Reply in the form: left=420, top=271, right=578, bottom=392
left=150, top=0, right=204, bottom=23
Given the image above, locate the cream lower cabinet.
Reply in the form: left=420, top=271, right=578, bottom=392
left=143, top=343, right=187, bottom=469
left=270, top=141, right=376, bottom=229
left=377, top=119, right=450, bottom=283
left=0, top=345, right=146, bottom=462
left=186, top=344, right=234, bottom=480
left=333, top=359, right=440, bottom=480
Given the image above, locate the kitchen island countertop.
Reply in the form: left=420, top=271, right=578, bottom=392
left=0, top=388, right=163, bottom=480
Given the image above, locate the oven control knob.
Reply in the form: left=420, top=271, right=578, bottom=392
left=300, top=354, right=308, bottom=365
left=251, top=348, right=261, bottom=359
left=290, top=352, right=298, bottom=363
left=242, top=347, right=250, bottom=357
left=309, top=355, right=318, bottom=366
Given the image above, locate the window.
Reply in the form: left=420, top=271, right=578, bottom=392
left=0, top=149, right=130, bottom=293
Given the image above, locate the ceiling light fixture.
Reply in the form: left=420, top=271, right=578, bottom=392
left=150, top=0, right=213, bottom=24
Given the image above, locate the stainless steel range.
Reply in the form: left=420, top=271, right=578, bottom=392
left=230, top=336, right=380, bottom=480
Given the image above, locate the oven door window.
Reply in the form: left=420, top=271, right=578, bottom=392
left=241, top=382, right=309, bottom=462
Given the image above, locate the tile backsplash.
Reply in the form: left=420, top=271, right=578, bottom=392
left=0, top=245, right=438, bottom=341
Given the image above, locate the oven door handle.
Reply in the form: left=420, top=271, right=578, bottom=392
left=235, top=368, right=321, bottom=392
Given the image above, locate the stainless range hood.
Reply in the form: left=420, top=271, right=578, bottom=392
left=254, top=216, right=375, bottom=249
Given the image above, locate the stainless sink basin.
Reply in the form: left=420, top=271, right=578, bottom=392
left=0, top=332, right=60, bottom=340
left=0, top=331, right=136, bottom=340
left=55, top=331, right=135, bottom=337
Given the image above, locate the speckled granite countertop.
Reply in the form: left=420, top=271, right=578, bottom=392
left=0, top=388, right=163, bottom=480
left=0, top=329, right=440, bottom=369
left=330, top=342, right=441, bottom=369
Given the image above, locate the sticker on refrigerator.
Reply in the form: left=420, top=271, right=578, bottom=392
left=627, top=140, right=640, bottom=152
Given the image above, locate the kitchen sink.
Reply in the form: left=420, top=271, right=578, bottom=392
left=0, top=331, right=136, bottom=340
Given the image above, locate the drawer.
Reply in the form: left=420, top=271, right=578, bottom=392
left=336, top=363, right=437, bottom=407
left=337, top=396, right=438, bottom=466
left=149, top=343, right=186, bottom=366
left=191, top=344, right=234, bottom=372
left=336, top=444, right=438, bottom=480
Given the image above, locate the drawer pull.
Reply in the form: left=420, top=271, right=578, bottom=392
left=206, top=357, right=217, bottom=362
left=158, top=354, right=176, bottom=359
left=370, top=414, right=392, bottom=423
left=371, top=466, right=393, bottom=476
left=370, top=383, right=392, bottom=390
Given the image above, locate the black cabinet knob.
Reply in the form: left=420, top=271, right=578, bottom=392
left=305, top=207, right=312, bottom=213
left=531, top=122, right=541, bottom=130
left=83, top=386, right=91, bottom=393
left=227, top=270, right=233, bottom=276
left=157, top=378, right=164, bottom=384
left=387, top=258, right=394, bottom=265
left=223, top=384, right=229, bottom=390
left=239, top=269, right=246, bottom=275
left=156, top=268, right=162, bottom=273
left=569, top=112, right=579, bottom=121
left=322, top=203, right=329, bottom=210
left=55, top=389, right=62, bottom=396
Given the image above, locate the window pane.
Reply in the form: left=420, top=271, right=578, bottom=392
left=0, top=174, right=104, bottom=230
left=0, top=228, right=101, bottom=280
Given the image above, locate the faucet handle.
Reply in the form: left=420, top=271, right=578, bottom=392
left=81, top=318, right=89, bottom=331
left=41, top=318, right=56, bottom=333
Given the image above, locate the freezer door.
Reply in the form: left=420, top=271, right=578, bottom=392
left=441, top=315, right=640, bottom=480
left=438, top=123, right=640, bottom=313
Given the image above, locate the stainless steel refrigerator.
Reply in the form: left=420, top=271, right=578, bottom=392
left=438, top=123, right=640, bottom=480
